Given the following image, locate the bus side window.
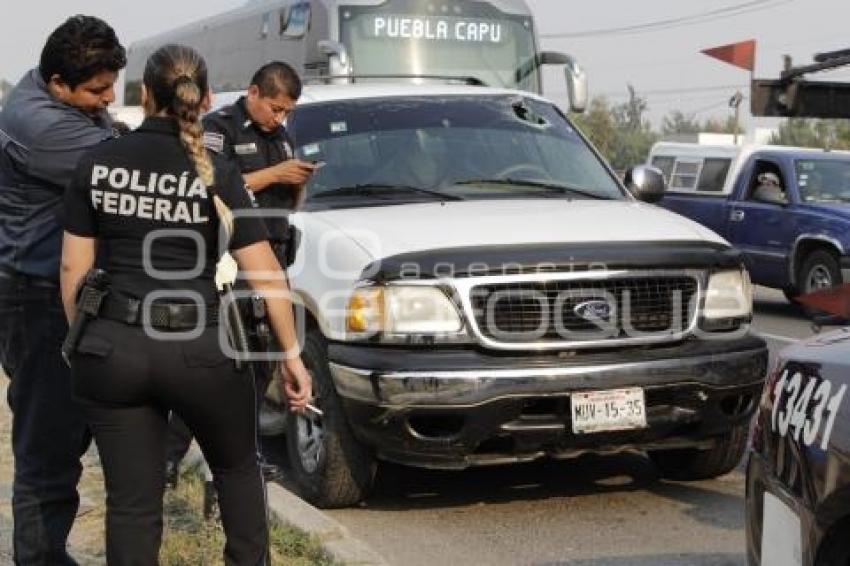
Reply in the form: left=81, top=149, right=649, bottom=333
left=280, top=2, right=311, bottom=39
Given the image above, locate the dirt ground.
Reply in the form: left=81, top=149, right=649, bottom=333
left=0, top=381, right=106, bottom=564
left=0, top=379, right=334, bottom=565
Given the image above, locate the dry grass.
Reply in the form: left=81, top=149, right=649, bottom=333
left=0, top=376, right=336, bottom=565
left=160, top=471, right=338, bottom=565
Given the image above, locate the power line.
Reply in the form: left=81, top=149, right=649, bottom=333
left=691, top=99, right=744, bottom=115
left=541, top=0, right=794, bottom=39
left=570, top=32, right=850, bottom=73
left=596, top=83, right=749, bottom=98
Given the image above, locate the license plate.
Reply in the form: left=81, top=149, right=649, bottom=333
left=570, top=388, right=647, bottom=434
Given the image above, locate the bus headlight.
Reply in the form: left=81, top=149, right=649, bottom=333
left=703, top=269, right=753, bottom=321
left=346, top=286, right=467, bottom=341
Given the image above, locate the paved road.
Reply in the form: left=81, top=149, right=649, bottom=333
left=321, top=287, right=826, bottom=566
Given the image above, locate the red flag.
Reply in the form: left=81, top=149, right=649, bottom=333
left=701, top=40, right=756, bottom=72
left=796, top=283, right=850, bottom=318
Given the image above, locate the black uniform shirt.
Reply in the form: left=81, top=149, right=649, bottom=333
left=202, top=97, right=295, bottom=243
left=63, top=116, right=269, bottom=304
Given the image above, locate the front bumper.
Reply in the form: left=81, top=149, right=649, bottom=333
left=329, top=335, right=768, bottom=469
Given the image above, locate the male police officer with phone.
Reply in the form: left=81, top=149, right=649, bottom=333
left=203, top=61, right=316, bottom=241
left=165, top=62, right=315, bottom=482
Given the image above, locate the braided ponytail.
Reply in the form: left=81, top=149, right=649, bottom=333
left=143, top=44, right=234, bottom=240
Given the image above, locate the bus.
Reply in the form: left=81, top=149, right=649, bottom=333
left=124, top=0, right=585, bottom=106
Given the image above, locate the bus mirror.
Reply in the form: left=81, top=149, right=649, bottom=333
left=318, top=40, right=352, bottom=78
left=535, top=52, right=588, bottom=113
left=563, top=58, right=587, bottom=114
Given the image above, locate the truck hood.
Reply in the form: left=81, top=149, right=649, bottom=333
left=308, top=199, right=728, bottom=261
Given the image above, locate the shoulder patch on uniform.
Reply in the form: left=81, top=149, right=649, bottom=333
left=203, top=131, right=225, bottom=153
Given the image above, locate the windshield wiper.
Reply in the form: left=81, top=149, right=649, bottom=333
left=453, top=178, right=613, bottom=200
left=311, top=184, right=465, bottom=201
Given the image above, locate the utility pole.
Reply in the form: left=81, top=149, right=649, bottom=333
left=701, top=40, right=756, bottom=144
left=729, top=91, right=744, bottom=145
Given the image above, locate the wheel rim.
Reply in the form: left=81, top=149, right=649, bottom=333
left=295, top=408, right=324, bottom=474
left=806, top=264, right=834, bottom=293
left=295, top=361, right=325, bottom=474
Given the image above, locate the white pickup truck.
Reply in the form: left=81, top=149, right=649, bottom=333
left=218, top=82, right=769, bottom=508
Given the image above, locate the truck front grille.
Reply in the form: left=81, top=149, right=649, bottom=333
left=466, top=273, right=700, bottom=349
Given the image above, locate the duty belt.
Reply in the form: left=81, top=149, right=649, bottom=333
left=100, top=296, right=220, bottom=330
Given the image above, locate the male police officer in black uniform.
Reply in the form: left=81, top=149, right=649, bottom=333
left=165, top=62, right=315, bottom=481
left=203, top=61, right=315, bottom=244
left=0, top=16, right=126, bottom=564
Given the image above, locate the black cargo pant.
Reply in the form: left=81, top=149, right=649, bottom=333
left=71, top=318, right=267, bottom=566
left=0, top=270, right=91, bottom=565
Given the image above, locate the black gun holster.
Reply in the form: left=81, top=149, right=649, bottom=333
left=61, top=269, right=111, bottom=366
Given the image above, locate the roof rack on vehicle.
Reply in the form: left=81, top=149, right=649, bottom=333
left=302, top=74, right=488, bottom=87
left=752, top=45, right=850, bottom=118
left=781, top=47, right=850, bottom=81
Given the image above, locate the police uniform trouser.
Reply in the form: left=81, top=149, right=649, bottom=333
left=0, top=271, right=91, bottom=565
left=71, top=318, right=268, bottom=566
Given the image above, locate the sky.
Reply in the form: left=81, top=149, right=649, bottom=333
left=1, top=0, right=849, bottom=129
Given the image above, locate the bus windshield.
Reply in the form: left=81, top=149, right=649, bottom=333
left=339, top=1, right=540, bottom=91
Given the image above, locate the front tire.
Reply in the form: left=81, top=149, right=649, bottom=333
left=817, top=518, right=850, bottom=566
left=797, top=249, right=843, bottom=316
left=650, top=424, right=748, bottom=481
left=285, top=328, right=376, bottom=508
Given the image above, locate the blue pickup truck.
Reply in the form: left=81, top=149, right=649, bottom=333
left=649, top=143, right=850, bottom=301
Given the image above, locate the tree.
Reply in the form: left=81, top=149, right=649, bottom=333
left=571, top=86, right=658, bottom=171
left=614, top=84, right=648, bottom=131
left=571, top=96, right=619, bottom=163
left=702, top=115, right=742, bottom=135
left=661, top=110, right=702, bottom=136
left=768, top=119, right=850, bottom=150
left=0, top=79, right=13, bottom=106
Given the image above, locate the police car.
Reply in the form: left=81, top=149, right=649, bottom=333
left=746, top=327, right=850, bottom=566
left=211, top=79, right=769, bottom=508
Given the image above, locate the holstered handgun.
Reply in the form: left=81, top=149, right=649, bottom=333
left=221, top=282, right=250, bottom=372
left=61, top=269, right=111, bottom=367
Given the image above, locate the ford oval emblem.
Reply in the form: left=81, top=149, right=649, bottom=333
left=574, top=300, right=613, bottom=321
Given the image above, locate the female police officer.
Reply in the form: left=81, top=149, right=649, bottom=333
left=59, top=44, right=312, bottom=565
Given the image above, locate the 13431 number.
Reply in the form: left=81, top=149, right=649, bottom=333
left=771, top=369, right=846, bottom=450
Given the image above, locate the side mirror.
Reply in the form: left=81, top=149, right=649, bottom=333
left=563, top=57, right=588, bottom=114
left=624, top=165, right=666, bottom=204
left=535, top=51, right=587, bottom=114
left=318, top=40, right=352, bottom=79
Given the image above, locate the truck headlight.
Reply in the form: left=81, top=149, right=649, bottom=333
left=703, top=269, right=753, bottom=321
left=346, top=285, right=465, bottom=339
